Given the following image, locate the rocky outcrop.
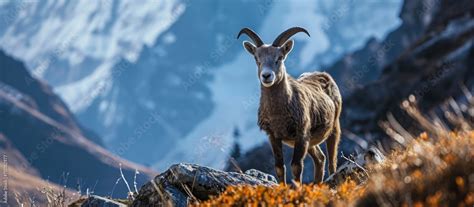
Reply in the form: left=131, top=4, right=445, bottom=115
left=131, top=163, right=277, bottom=207
left=325, top=147, right=385, bottom=187
left=79, top=196, right=127, bottom=207
left=79, top=150, right=383, bottom=207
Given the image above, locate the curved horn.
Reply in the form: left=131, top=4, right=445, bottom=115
left=272, top=27, right=310, bottom=47
left=237, top=28, right=264, bottom=47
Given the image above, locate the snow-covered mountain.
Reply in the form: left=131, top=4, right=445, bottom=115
left=0, top=0, right=402, bottom=170
left=0, top=0, right=184, bottom=107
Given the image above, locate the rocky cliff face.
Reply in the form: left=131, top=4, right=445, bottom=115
left=328, top=0, right=439, bottom=96
left=0, top=51, right=155, bottom=199
left=233, top=0, right=474, bottom=181
left=343, top=0, right=474, bottom=144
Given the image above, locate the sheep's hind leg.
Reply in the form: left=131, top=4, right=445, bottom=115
left=326, top=121, right=341, bottom=175
left=291, top=139, right=309, bottom=183
left=308, top=145, right=326, bottom=183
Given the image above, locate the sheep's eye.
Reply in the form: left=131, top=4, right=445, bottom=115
left=275, top=56, right=283, bottom=65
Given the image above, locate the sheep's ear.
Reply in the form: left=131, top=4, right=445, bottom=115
left=281, top=40, right=294, bottom=56
left=243, top=41, right=256, bottom=55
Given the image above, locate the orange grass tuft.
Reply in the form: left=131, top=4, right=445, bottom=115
left=194, top=130, right=474, bottom=206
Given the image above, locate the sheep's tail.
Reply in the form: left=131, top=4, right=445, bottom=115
left=316, top=72, right=341, bottom=108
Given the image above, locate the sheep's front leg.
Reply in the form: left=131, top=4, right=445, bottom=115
left=291, top=139, right=309, bottom=183
left=269, top=137, right=286, bottom=184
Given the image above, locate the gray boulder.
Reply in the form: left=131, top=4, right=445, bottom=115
left=131, top=163, right=277, bottom=207
left=80, top=195, right=127, bottom=207
left=325, top=147, right=385, bottom=187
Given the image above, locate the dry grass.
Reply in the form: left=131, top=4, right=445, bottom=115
left=8, top=166, right=80, bottom=206
left=358, top=130, right=474, bottom=207
left=195, top=97, right=474, bottom=206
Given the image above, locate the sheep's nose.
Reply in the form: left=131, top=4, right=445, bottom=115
left=262, top=73, right=271, bottom=79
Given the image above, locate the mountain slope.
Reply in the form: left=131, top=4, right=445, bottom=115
left=0, top=50, right=155, bottom=198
